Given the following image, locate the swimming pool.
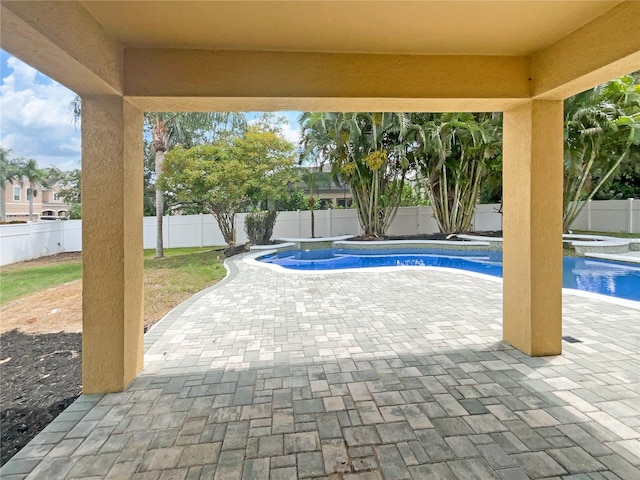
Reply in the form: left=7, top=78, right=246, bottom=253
left=257, top=248, right=640, bottom=302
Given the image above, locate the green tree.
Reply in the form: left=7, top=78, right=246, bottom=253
left=161, top=124, right=296, bottom=246
left=410, top=112, right=502, bottom=234
left=147, top=112, right=246, bottom=258
left=44, top=167, right=82, bottom=204
left=44, top=166, right=82, bottom=219
left=399, top=183, right=429, bottom=207
left=594, top=169, right=640, bottom=199
left=563, top=75, right=640, bottom=230
left=276, top=187, right=307, bottom=212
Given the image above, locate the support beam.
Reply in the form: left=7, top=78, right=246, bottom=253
left=533, top=0, right=640, bottom=100
left=125, top=96, right=529, bottom=115
left=1, top=0, right=123, bottom=95
left=124, top=49, right=531, bottom=111
left=82, top=97, right=144, bottom=393
left=502, top=100, right=563, bottom=356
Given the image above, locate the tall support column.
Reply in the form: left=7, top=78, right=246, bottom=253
left=503, top=100, right=563, bottom=356
left=82, top=96, right=144, bottom=393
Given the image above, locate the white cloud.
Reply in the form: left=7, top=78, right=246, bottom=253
left=0, top=55, right=81, bottom=169
left=280, top=121, right=302, bottom=145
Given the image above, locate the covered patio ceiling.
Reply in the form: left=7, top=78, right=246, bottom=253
left=81, top=0, right=621, bottom=56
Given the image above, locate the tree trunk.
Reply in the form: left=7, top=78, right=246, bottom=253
left=213, top=211, right=235, bottom=246
left=309, top=197, right=315, bottom=238
left=0, top=184, right=6, bottom=222
left=152, top=118, right=169, bottom=258
left=28, top=182, right=34, bottom=222
left=155, top=149, right=165, bottom=258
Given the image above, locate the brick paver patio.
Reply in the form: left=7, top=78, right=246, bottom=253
left=2, top=255, right=639, bottom=479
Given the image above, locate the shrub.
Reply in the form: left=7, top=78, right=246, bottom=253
left=245, top=209, right=278, bottom=245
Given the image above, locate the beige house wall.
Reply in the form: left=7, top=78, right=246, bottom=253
left=3, top=179, right=70, bottom=220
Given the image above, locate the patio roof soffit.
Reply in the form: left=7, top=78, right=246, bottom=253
left=0, top=0, right=123, bottom=96
left=122, top=51, right=532, bottom=112
left=532, top=0, right=640, bottom=100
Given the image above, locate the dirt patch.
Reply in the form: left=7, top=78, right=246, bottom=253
left=1, top=282, right=82, bottom=335
left=224, top=244, right=250, bottom=257
left=0, top=330, right=82, bottom=465
left=1, top=270, right=204, bottom=336
left=1, top=252, right=82, bottom=272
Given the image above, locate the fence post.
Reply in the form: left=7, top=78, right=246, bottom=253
left=629, top=198, right=634, bottom=233
left=59, top=220, right=64, bottom=252
left=166, top=215, right=170, bottom=249
left=200, top=213, right=204, bottom=247
left=29, top=221, right=33, bottom=259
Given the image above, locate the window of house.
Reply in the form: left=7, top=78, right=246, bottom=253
left=26, top=188, right=32, bottom=201
left=13, top=186, right=20, bottom=201
left=53, top=193, right=59, bottom=201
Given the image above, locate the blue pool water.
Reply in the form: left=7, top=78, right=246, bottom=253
left=258, top=248, right=640, bottom=302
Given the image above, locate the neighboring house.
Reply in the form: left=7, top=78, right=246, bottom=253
left=298, top=166, right=353, bottom=208
left=3, top=178, right=70, bottom=221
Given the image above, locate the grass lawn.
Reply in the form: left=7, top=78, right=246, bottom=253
left=143, top=247, right=227, bottom=326
left=1, top=248, right=228, bottom=322
left=1, top=261, right=83, bottom=304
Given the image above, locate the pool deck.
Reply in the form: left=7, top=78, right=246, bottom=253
left=2, top=255, right=639, bottom=479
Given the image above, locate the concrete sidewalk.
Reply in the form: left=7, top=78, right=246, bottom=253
left=2, top=255, right=639, bottom=479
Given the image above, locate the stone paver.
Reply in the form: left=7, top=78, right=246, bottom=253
left=2, top=255, right=639, bottom=479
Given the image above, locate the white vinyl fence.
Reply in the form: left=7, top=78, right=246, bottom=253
left=569, top=198, right=638, bottom=233
left=1, top=200, right=638, bottom=266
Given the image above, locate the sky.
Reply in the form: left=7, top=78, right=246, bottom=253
left=0, top=50, right=302, bottom=171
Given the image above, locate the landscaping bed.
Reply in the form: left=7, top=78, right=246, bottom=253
left=349, top=230, right=503, bottom=241
left=0, top=330, right=81, bottom=465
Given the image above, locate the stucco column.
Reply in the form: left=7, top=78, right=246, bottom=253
left=502, top=100, right=563, bottom=356
left=82, top=96, right=144, bottom=393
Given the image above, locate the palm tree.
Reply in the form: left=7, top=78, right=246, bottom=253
left=148, top=112, right=246, bottom=258
left=0, top=148, right=20, bottom=222
left=18, top=158, right=46, bottom=222
left=299, top=112, right=331, bottom=237
left=411, top=112, right=502, bottom=234
left=563, top=75, right=640, bottom=230
left=298, top=166, right=334, bottom=237
left=300, top=112, right=413, bottom=236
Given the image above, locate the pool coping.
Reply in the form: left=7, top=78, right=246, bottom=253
left=585, top=252, right=640, bottom=264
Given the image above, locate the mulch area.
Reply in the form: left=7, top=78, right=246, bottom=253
left=0, top=330, right=82, bottom=465
left=350, top=230, right=503, bottom=241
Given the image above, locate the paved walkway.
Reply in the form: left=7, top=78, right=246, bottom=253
left=2, top=256, right=639, bottom=479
